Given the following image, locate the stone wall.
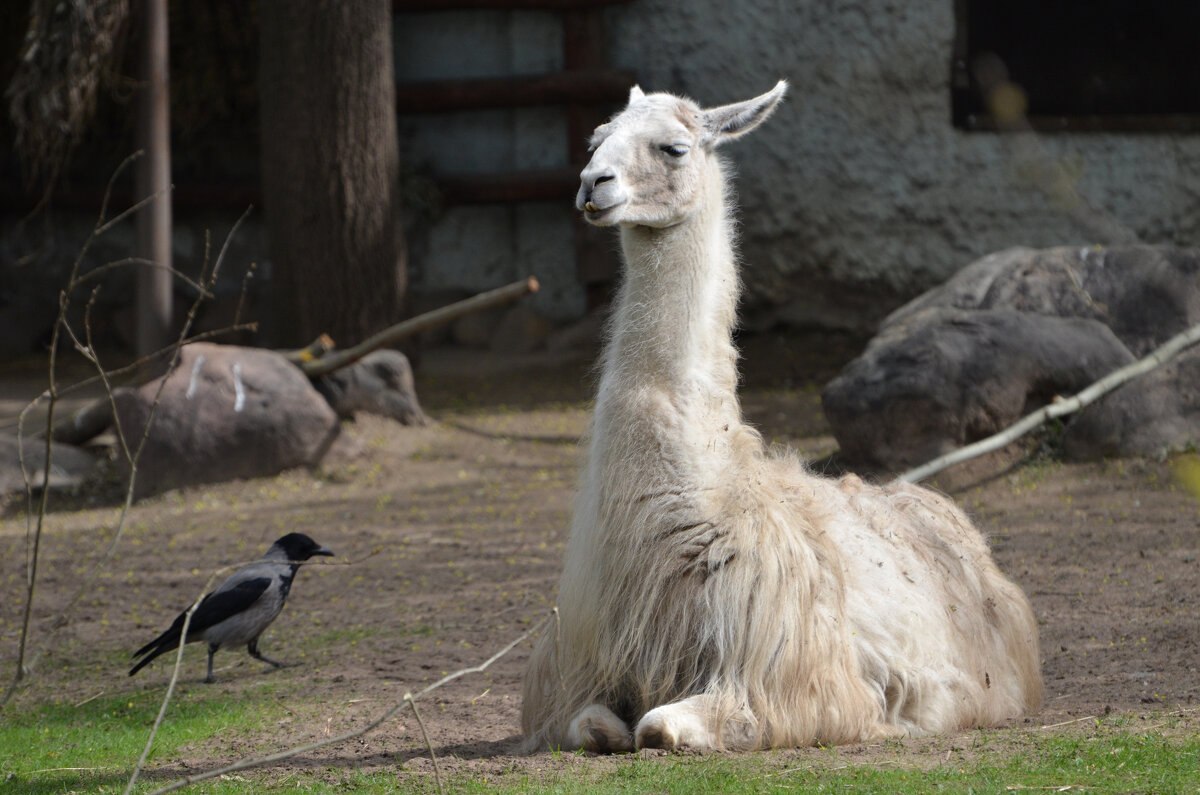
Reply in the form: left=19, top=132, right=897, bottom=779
left=600, top=0, right=1200, bottom=331
left=396, top=2, right=1200, bottom=333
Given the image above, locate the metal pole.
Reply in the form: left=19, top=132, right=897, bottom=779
left=135, top=0, right=173, bottom=359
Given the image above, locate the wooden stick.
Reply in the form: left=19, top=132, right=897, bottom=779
left=279, top=333, right=336, bottom=366
left=298, top=276, right=539, bottom=377
left=898, top=321, right=1200, bottom=484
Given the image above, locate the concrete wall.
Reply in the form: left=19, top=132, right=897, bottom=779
left=394, top=10, right=583, bottom=323
left=397, top=2, right=1200, bottom=333
left=603, top=0, right=1200, bottom=330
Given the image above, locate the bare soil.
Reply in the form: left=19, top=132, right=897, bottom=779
left=2, top=335, right=1199, bottom=788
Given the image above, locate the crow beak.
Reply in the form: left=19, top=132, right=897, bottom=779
left=315, top=547, right=334, bottom=557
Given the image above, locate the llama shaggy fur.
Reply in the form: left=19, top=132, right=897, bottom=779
left=520, top=82, right=1042, bottom=752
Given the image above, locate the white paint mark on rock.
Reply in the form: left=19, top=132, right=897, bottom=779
left=186, top=355, right=207, bottom=399
left=232, top=363, right=246, bottom=413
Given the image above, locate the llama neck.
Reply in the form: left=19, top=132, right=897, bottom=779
left=592, top=157, right=745, bottom=473
left=606, top=160, right=739, bottom=394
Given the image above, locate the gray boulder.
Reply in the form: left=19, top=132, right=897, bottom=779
left=823, top=246, right=1200, bottom=470
left=113, top=343, right=340, bottom=497
left=314, top=349, right=427, bottom=426
left=0, top=434, right=97, bottom=494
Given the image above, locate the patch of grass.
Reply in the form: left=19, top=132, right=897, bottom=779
left=388, top=728, right=1199, bottom=795
left=7, top=693, right=1198, bottom=794
left=0, top=687, right=286, bottom=793
left=453, top=729, right=1197, bottom=794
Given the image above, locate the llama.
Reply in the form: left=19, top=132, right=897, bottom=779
left=521, top=82, right=1042, bottom=752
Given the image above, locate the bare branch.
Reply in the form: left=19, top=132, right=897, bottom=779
left=295, top=276, right=540, bottom=377
left=124, top=590, right=207, bottom=795
left=98, top=152, right=145, bottom=229
left=143, top=609, right=557, bottom=794
left=3, top=204, right=255, bottom=705
left=899, top=322, right=1200, bottom=483
left=70, top=257, right=211, bottom=298
left=405, top=695, right=443, bottom=794
left=95, top=184, right=172, bottom=238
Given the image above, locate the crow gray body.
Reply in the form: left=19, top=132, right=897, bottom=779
left=129, top=533, right=333, bottom=682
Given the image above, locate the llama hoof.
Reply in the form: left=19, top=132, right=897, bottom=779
left=634, top=705, right=716, bottom=751
left=566, top=704, right=634, bottom=753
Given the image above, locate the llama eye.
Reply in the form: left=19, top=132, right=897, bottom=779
left=660, top=144, right=690, bottom=158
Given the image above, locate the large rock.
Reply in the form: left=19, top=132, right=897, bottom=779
left=823, top=246, right=1200, bottom=471
left=0, top=434, right=97, bottom=494
left=314, top=350, right=427, bottom=426
left=113, top=343, right=340, bottom=497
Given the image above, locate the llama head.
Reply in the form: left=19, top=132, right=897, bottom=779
left=577, top=80, right=788, bottom=228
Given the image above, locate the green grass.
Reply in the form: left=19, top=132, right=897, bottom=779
left=4, top=700, right=1197, bottom=794
left=244, top=727, right=1200, bottom=793
left=457, top=730, right=1199, bottom=794
left=0, top=687, right=286, bottom=794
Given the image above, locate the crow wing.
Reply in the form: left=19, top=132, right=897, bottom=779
left=187, top=577, right=273, bottom=634
left=132, top=576, right=273, bottom=660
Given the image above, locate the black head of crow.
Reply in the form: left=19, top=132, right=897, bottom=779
left=129, top=532, right=334, bottom=682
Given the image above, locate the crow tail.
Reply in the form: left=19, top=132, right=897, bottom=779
left=129, top=631, right=179, bottom=676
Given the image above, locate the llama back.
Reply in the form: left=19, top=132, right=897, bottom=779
left=811, top=469, right=1043, bottom=732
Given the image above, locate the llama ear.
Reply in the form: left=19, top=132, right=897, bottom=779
left=701, top=80, right=788, bottom=146
left=628, top=85, right=646, bottom=104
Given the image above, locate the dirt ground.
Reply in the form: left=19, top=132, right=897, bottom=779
left=2, top=334, right=1199, bottom=787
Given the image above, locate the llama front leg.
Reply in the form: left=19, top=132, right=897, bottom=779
left=635, top=694, right=757, bottom=751
left=565, top=704, right=635, bottom=752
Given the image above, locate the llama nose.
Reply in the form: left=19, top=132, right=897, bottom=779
left=580, top=170, right=616, bottom=212
left=581, top=168, right=616, bottom=194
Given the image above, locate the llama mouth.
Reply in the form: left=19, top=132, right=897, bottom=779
left=582, top=201, right=623, bottom=225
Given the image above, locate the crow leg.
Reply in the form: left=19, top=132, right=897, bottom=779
left=248, top=638, right=294, bottom=669
left=204, top=645, right=217, bottom=683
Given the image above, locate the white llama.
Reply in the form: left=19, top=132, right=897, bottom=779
left=521, top=82, right=1042, bottom=752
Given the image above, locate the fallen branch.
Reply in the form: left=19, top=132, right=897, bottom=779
left=899, top=321, right=1200, bottom=483
left=295, top=276, right=539, bottom=377
left=143, top=608, right=557, bottom=795
left=405, top=695, right=443, bottom=793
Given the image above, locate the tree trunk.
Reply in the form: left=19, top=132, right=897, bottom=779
left=258, top=0, right=405, bottom=348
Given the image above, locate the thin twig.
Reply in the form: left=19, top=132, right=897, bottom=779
left=1039, top=716, right=1097, bottom=731
left=5, top=187, right=83, bottom=706
left=405, top=694, right=443, bottom=794
left=124, top=592, right=208, bottom=795
left=98, top=152, right=145, bottom=230
left=143, top=610, right=556, bottom=795
left=232, top=261, right=257, bottom=329
left=73, top=691, right=105, bottom=708
left=3, top=205, right=253, bottom=705
left=70, top=257, right=210, bottom=298
left=899, top=321, right=1200, bottom=483
left=95, top=185, right=170, bottom=238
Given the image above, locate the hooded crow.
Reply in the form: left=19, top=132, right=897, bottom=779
left=129, top=532, right=333, bottom=682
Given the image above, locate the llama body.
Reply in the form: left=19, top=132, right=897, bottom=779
left=521, top=82, right=1042, bottom=752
